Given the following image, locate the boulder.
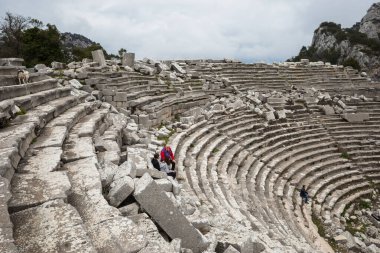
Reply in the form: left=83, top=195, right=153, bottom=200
left=69, top=79, right=83, bottom=89
left=107, top=175, right=135, bottom=207
left=119, top=202, right=140, bottom=216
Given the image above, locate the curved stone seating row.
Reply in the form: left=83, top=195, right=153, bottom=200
left=7, top=99, right=101, bottom=253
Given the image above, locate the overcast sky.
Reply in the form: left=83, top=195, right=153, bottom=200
left=0, top=0, right=377, bottom=62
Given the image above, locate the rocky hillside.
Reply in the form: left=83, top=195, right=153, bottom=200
left=61, top=32, right=96, bottom=49
left=291, top=2, right=380, bottom=79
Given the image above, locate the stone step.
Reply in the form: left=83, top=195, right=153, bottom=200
left=11, top=199, right=97, bottom=253
left=0, top=79, right=58, bottom=101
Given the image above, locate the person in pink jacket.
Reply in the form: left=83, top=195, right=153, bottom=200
left=160, top=144, right=175, bottom=170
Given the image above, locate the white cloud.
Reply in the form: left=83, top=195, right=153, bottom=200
left=0, top=0, right=376, bottom=62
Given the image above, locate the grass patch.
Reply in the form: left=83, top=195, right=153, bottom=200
left=31, top=137, right=37, bottom=144
left=341, top=152, right=350, bottom=159
left=358, top=199, right=371, bottom=209
left=16, top=107, right=27, bottom=116
left=346, top=220, right=366, bottom=235
left=212, top=148, right=219, bottom=154
left=312, top=212, right=326, bottom=237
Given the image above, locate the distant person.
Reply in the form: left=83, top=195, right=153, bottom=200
left=151, top=153, right=161, bottom=171
left=160, top=158, right=176, bottom=179
left=300, top=185, right=309, bottom=204
left=160, top=144, right=175, bottom=170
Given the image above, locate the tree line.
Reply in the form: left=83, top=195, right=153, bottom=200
left=0, top=12, right=123, bottom=67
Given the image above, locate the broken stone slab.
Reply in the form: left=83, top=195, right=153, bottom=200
left=97, top=161, right=118, bottom=187
left=264, top=111, right=276, bottom=121
left=117, top=160, right=137, bottom=178
left=156, top=178, right=173, bottom=192
left=341, top=113, right=370, bottom=123
left=223, top=245, right=240, bottom=253
left=134, top=173, right=209, bottom=253
left=129, top=213, right=177, bottom=253
left=17, top=147, right=62, bottom=174
left=69, top=79, right=83, bottom=89
left=136, top=168, right=167, bottom=179
left=334, top=234, right=347, bottom=243
left=171, top=62, right=186, bottom=74
left=122, top=52, right=135, bottom=67
left=107, top=175, right=135, bottom=207
left=322, top=105, right=335, bottom=115
left=8, top=171, right=71, bottom=212
left=119, top=202, right=140, bottom=216
left=31, top=126, right=68, bottom=149
left=275, top=109, right=287, bottom=119
left=11, top=199, right=97, bottom=253
left=91, top=49, right=106, bottom=66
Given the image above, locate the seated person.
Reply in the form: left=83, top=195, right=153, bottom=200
left=151, top=153, right=161, bottom=171
left=160, top=158, right=176, bottom=179
left=160, top=144, right=176, bottom=170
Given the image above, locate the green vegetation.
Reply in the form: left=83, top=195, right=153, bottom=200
left=16, top=107, right=27, bottom=116
left=341, top=152, right=350, bottom=159
left=212, top=148, right=219, bottom=154
left=0, top=12, right=111, bottom=67
left=290, top=21, right=380, bottom=70
left=157, top=128, right=176, bottom=145
left=311, top=212, right=326, bottom=237
left=358, top=199, right=371, bottom=209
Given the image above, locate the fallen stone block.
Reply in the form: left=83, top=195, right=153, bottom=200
left=11, top=199, right=97, bottom=253
left=341, top=113, right=370, bottom=123
left=322, top=105, right=335, bottom=115
left=107, top=175, right=135, bottom=207
left=136, top=168, right=167, bottom=179
left=171, top=62, right=186, bottom=74
left=156, top=178, right=173, bottom=192
left=134, top=173, right=209, bottom=253
left=264, top=111, right=276, bottom=121
left=223, top=245, right=240, bottom=253
left=119, top=202, right=140, bottom=216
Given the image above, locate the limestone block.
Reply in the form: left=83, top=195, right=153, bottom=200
left=171, top=62, right=186, bottom=74
left=51, top=61, right=65, bottom=69
left=97, top=161, right=118, bottom=187
left=32, top=126, right=68, bottom=149
left=136, top=168, right=167, bottom=179
left=155, top=62, right=170, bottom=72
left=8, top=172, right=71, bottom=212
left=122, top=52, right=135, bottom=67
left=156, top=178, right=173, bottom=192
left=62, top=136, right=96, bottom=163
left=264, top=111, right=276, bottom=121
left=134, top=173, right=209, bottom=253
left=337, top=100, right=347, bottom=109
left=11, top=199, right=97, bottom=253
left=276, top=109, right=286, bottom=119
left=91, top=49, right=106, bottom=66
left=69, top=79, right=83, bottom=89
left=119, top=202, right=140, bottom=216
left=118, top=160, right=137, bottom=178
left=114, top=92, right=128, bottom=102
left=341, top=113, right=370, bottom=123
left=322, top=105, right=335, bottom=115
left=108, top=175, right=135, bottom=207
left=334, top=234, right=347, bottom=243
left=223, top=245, right=240, bottom=253
left=139, top=114, right=151, bottom=128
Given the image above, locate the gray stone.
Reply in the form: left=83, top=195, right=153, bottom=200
left=136, top=168, right=167, bottom=179
left=334, top=234, right=347, bottom=243
left=8, top=172, right=71, bottom=212
left=171, top=62, right=186, bottom=74
left=341, top=113, right=370, bottom=123
left=34, top=64, right=47, bottom=71
left=122, top=52, right=135, bottom=67
left=156, top=178, right=173, bottom=192
left=17, top=147, right=62, bottom=174
left=91, top=49, right=106, bottom=66
left=322, top=105, right=335, bottom=115
left=11, top=199, right=97, bottom=253
left=51, top=61, right=65, bottom=69
left=264, top=111, right=276, bottom=121
left=223, top=245, right=240, bottom=253
left=134, top=173, right=209, bottom=253
left=119, top=202, right=140, bottom=216
left=107, top=175, right=135, bottom=207
left=118, top=160, right=137, bottom=178
left=241, top=236, right=266, bottom=253
left=367, top=244, right=380, bottom=253
left=98, top=161, right=118, bottom=187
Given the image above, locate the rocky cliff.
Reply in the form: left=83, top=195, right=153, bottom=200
left=291, top=2, right=380, bottom=79
left=61, top=32, right=96, bottom=49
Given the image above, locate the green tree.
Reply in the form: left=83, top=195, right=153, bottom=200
left=0, top=12, right=31, bottom=57
left=118, top=48, right=127, bottom=58
left=21, top=24, right=65, bottom=67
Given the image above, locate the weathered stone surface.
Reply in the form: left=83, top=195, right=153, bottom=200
left=11, top=199, right=97, bottom=253
left=0, top=177, right=17, bottom=253
left=9, top=172, right=71, bottom=212
left=134, top=173, right=209, bottom=253
left=322, top=105, right=335, bottom=115
left=62, top=136, right=95, bottom=162
left=122, top=52, right=135, bottom=67
left=32, top=126, right=68, bottom=149
left=156, top=178, right=173, bottom=192
left=91, top=49, right=106, bottom=66
left=341, top=113, right=370, bottom=123
left=136, top=168, right=167, bottom=179
left=108, top=175, right=135, bottom=207
left=17, top=147, right=62, bottom=174
left=69, top=79, right=83, bottom=89
left=88, top=216, right=147, bottom=253
left=223, top=245, right=240, bottom=253
left=171, top=62, right=186, bottom=74
left=119, top=202, right=140, bottom=216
